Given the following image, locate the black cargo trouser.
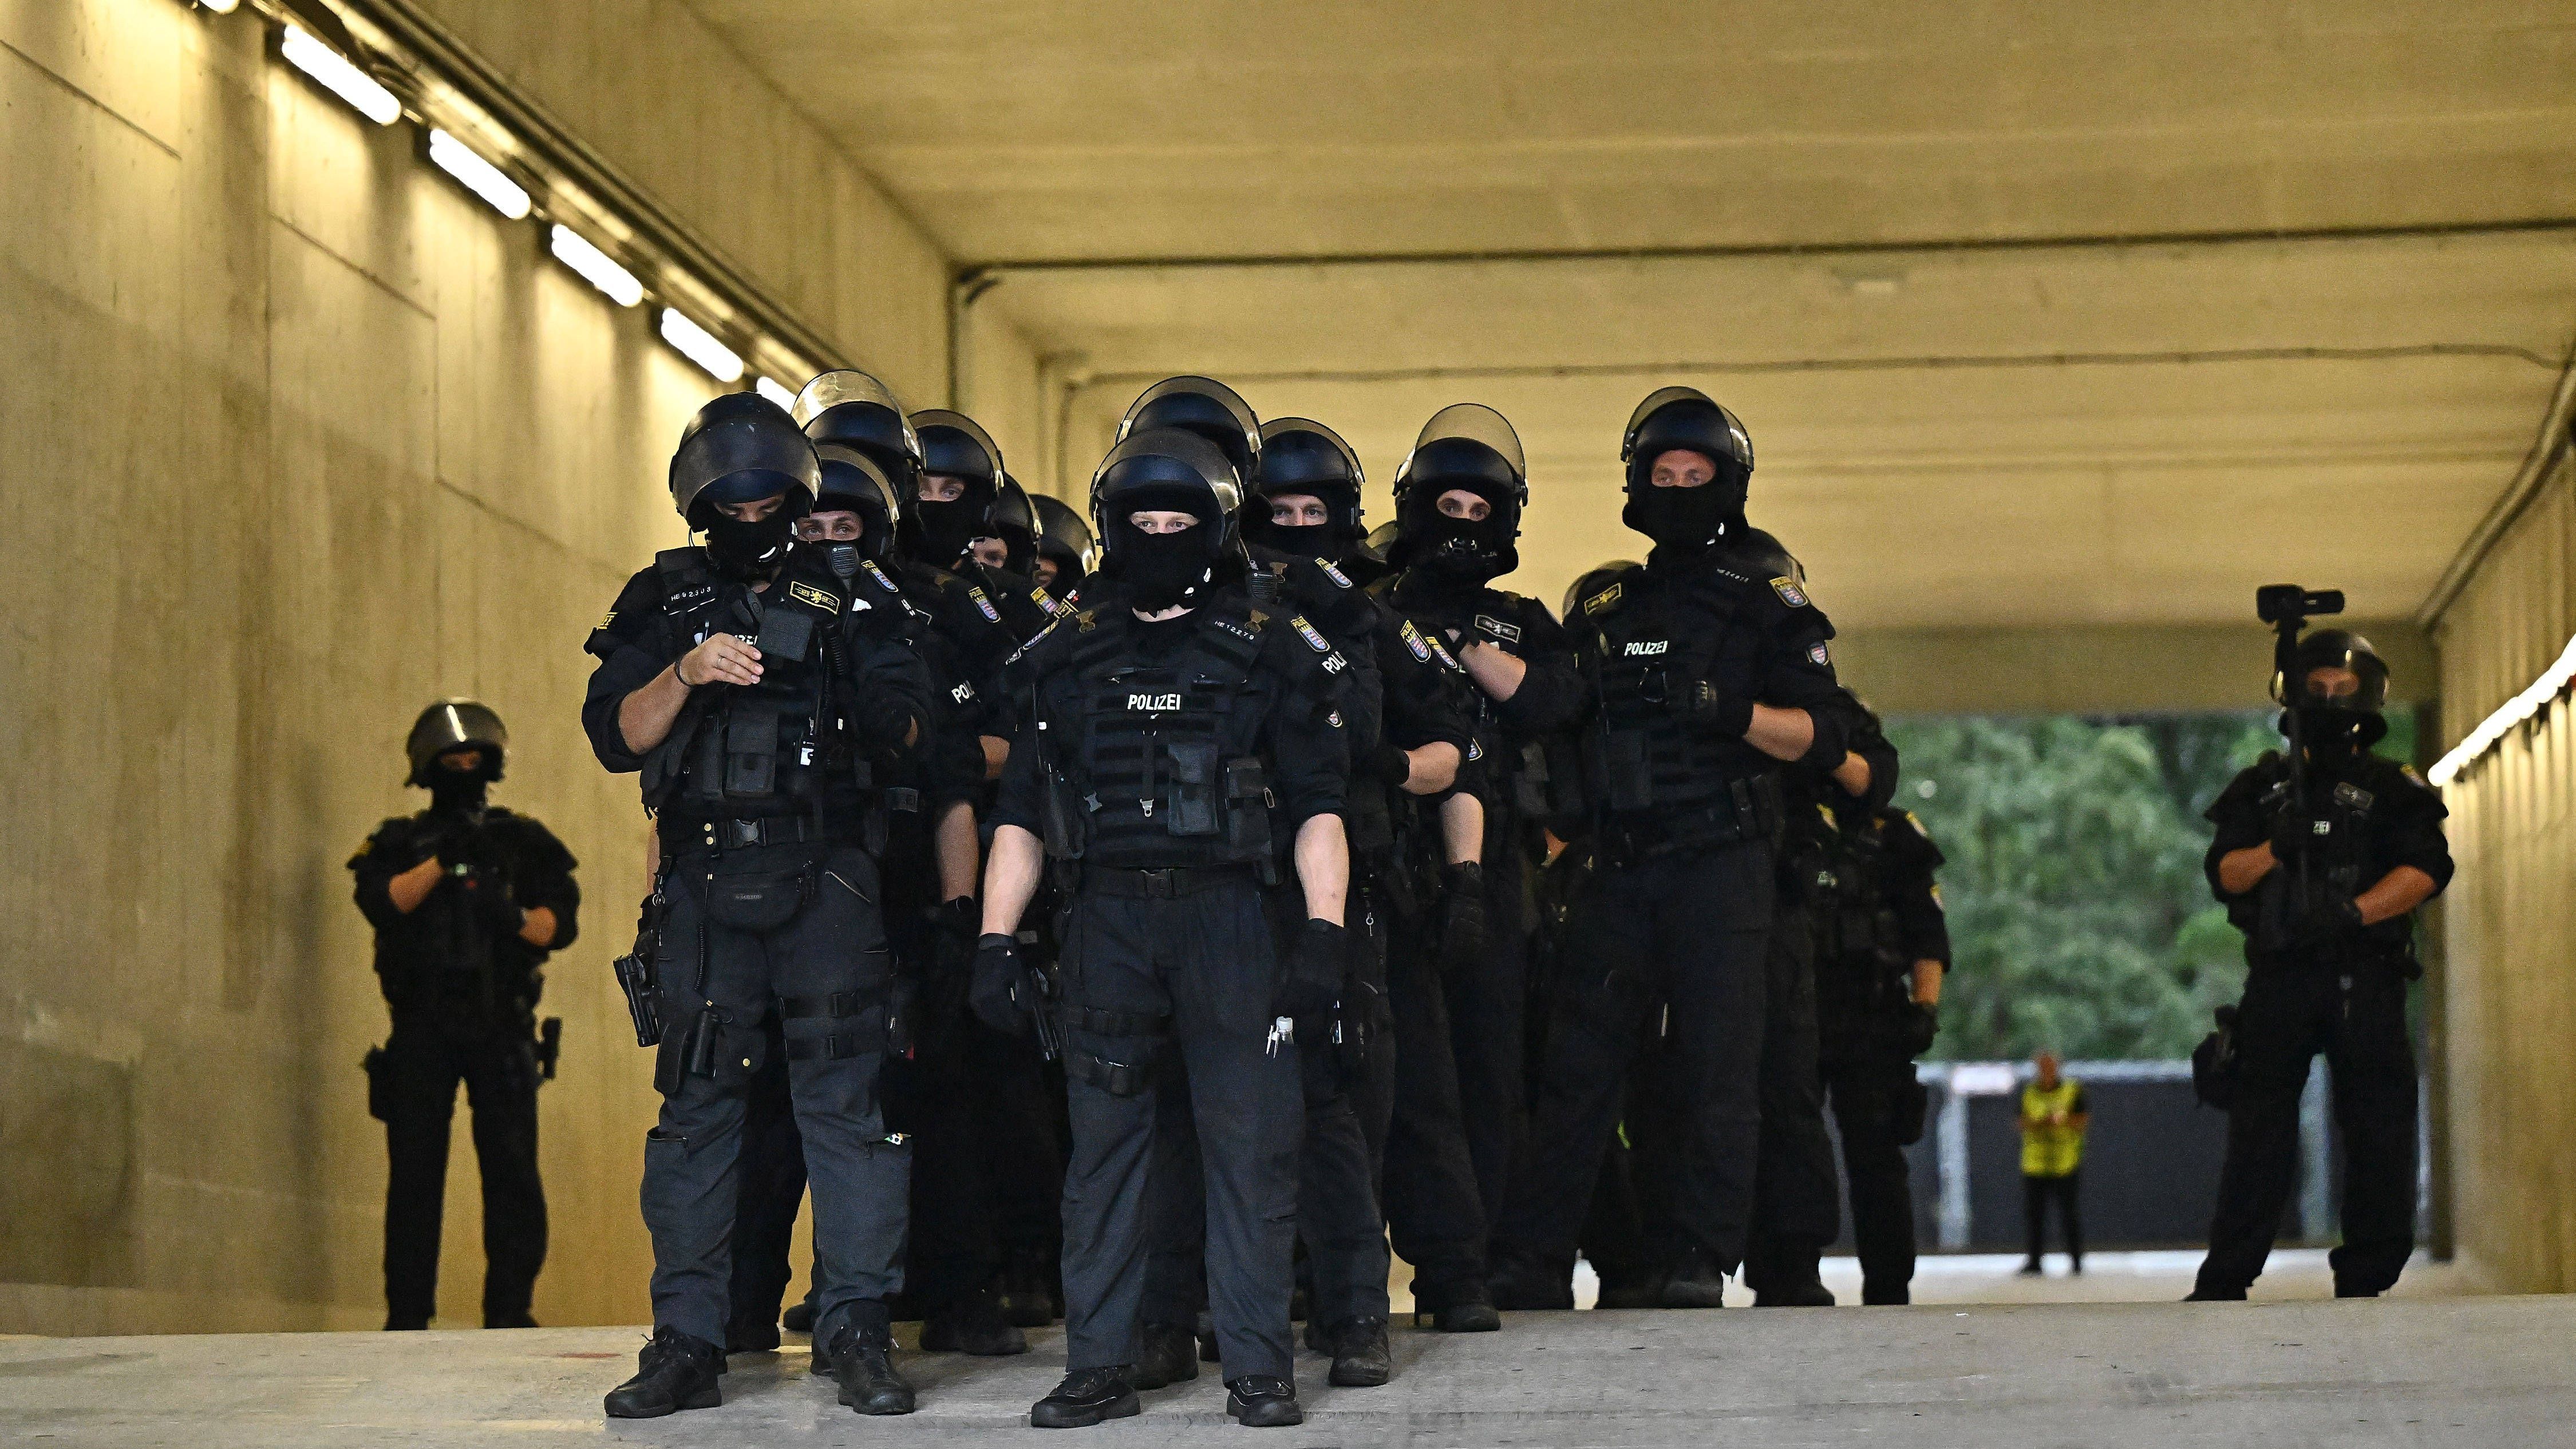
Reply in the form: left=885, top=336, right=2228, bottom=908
left=1820, top=1051, right=1923, bottom=1303
left=1373, top=883, right=1492, bottom=1307
left=1449, top=851, right=1533, bottom=1233
left=1060, top=877, right=1302, bottom=1381
left=1494, top=840, right=1773, bottom=1273
left=378, top=1011, right=547, bottom=1326
left=646, top=841, right=908, bottom=1349
left=2196, top=960, right=2417, bottom=1298
left=1739, top=907, right=1843, bottom=1293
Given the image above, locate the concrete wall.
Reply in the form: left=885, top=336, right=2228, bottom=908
left=2431, top=439, right=2576, bottom=1294
left=0, top=0, right=1000, bottom=1334
left=1832, top=621, right=2436, bottom=720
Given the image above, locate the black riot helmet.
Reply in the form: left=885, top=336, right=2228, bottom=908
left=906, top=408, right=1005, bottom=567
left=669, top=390, right=821, bottom=526
left=1390, top=403, right=1527, bottom=583
left=794, top=370, right=921, bottom=499
left=1031, top=492, right=1098, bottom=591
left=812, top=443, right=903, bottom=563
left=980, top=472, right=1041, bottom=577
left=406, top=698, right=508, bottom=785
left=1249, top=417, right=1366, bottom=547
left=2275, top=627, right=2391, bottom=749
left=1089, top=426, right=1244, bottom=611
left=1117, top=376, right=1262, bottom=484
left=1621, top=386, right=1755, bottom=550
left=1561, top=559, right=1642, bottom=622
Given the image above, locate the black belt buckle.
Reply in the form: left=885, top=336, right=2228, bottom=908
left=1136, top=868, right=1179, bottom=898
left=725, top=819, right=762, bottom=849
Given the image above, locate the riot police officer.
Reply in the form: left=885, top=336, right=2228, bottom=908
left=1377, top=404, right=1586, bottom=1239
left=350, top=701, right=576, bottom=1331
left=584, top=392, right=935, bottom=1418
left=1488, top=387, right=1847, bottom=1309
left=973, top=420, right=1352, bottom=1429
left=2189, top=627, right=2450, bottom=1300
left=1801, top=706, right=1949, bottom=1306
left=1033, top=493, right=1097, bottom=597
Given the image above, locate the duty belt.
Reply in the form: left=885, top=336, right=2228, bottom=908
left=665, top=815, right=824, bottom=854
left=1080, top=863, right=1260, bottom=898
left=1601, top=775, right=1781, bottom=866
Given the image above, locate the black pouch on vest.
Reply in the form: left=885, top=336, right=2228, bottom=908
left=754, top=606, right=814, bottom=663
left=699, top=863, right=813, bottom=933
left=1514, top=740, right=1552, bottom=818
left=1603, top=730, right=1656, bottom=813
left=1166, top=740, right=1221, bottom=836
left=654, top=1006, right=771, bottom=1094
left=725, top=701, right=782, bottom=796
left=1895, top=1073, right=1931, bottom=1146
left=1223, top=756, right=1271, bottom=855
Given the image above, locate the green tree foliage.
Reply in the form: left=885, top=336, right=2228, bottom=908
left=1886, top=713, right=2286, bottom=1060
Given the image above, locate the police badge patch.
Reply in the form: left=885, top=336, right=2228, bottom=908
left=1808, top=642, right=1831, bottom=666
left=967, top=586, right=1002, bottom=623
left=1399, top=619, right=1432, bottom=662
left=1291, top=616, right=1334, bottom=653
left=1428, top=638, right=1462, bottom=670
left=1318, top=559, right=1353, bottom=589
left=863, top=561, right=899, bottom=593
left=1771, top=577, right=1810, bottom=608
left=1466, top=738, right=1484, bottom=761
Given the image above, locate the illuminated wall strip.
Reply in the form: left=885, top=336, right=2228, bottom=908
left=426, top=128, right=531, bottom=219
left=661, top=309, right=745, bottom=382
left=549, top=224, right=643, bottom=307
left=753, top=376, right=798, bottom=411
left=279, top=25, right=401, bottom=125
left=2427, top=631, right=2576, bottom=787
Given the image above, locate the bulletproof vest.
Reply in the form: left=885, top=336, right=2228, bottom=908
left=1250, top=560, right=1390, bottom=852
left=1376, top=579, right=1560, bottom=823
left=2250, top=752, right=2413, bottom=960
left=646, top=548, right=847, bottom=815
left=1577, top=572, right=1752, bottom=820
left=1806, top=807, right=1909, bottom=1028
left=1048, top=604, right=1278, bottom=870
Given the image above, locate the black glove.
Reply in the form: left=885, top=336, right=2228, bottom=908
left=461, top=870, right=526, bottom=940
left=1274, top=919, right=1346, bottom=1026
left=1897, top=1000, right=1940, bottom=1059
left=2267, top=807, right=2329, bottom=862
left=1372, top=745, right=1415, bottom=790
left=1671, top=678, right=1755, bottom=738
left=970, top=933, right=1032, bottom=1036
left=1437, top=862, right=1485, bottom=968
left=852, top=689, right=918, bottom=751
left=2295, top=893, right=2365, bottom=947
left=935, top=897, right=981, bottom=970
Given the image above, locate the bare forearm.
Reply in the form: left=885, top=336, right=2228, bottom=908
left=1403, top=741, right=1460, bottom=795
left=1911, top=958, right=1944, bottom=1005
left=1294, top=814, right=1349, bottom=925
left=1439, top=791, right=1484, bottom=865
left=981, top=735, right=1010, bottom=780
left=618, top=666, right=692, bottom=755
left=1744, top=703, right=1814, bottom=762
left=386, top=856, right=444, bottom=914
left=935, top=801, right=982, bottom=902
left=519, top=906, right=559, bottom=949
left=979, top=825, right=1044, bottom=937
left=1832, top=751, right=1872, bottom=797
left=1459, top=641, right=1526, bottom=702
left=2357, top=864, right=2437, bottom=926
left=2218, top=843, right=2276, bottom=895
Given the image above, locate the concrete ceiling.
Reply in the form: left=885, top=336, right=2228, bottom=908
left=686, top=0, right=2576, bottom=630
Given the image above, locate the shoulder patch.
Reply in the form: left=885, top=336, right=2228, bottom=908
left=1465, top=737, right=1484, bottom=762
left=2399, top=763, right=2428, bottom=787
left=1472, top=613, right=1523, bottom=645
left=863, top=561, right=899, bottom=594
left=1583, top=582, right=1623, bottom=617
left=1808, top=642, right=1831, bottom=666
left=966, top=585, right=1002, bottom=623
left=787, top=580, right=839, bottom=613
left=1771, top=577, right=1810, bottom=609
left=1326, top=709, right=1344, bottom=728
left=1318, top=559, right=1354, bottom=589
left=1427, top=637, right=1463, bottom=671
left=1291, top=615, right=1333, bottom=654
left=1929, top=883, right=1945, bottom=911
left=1399, top=619, right=1433, bottom=663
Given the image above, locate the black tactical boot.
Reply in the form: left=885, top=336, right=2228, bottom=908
left=781, top=1296, right=817, bottom=1333
left=1226, top=1375, right=1304, bottom=1427
left=1658, top=1250, right=1729, bottom=1309
left=1860, top=1280, right=1910, bottom=1306
left=826, top=1325, right=916, bottom=1415
left=1325, top=1316, right=1392, bottom=1388
left=485, top=1310, right=539, bottom=1329
left=1593, top=1275, right=1665, bottom=1310
left=725, top=1312, right=780, bottom=1354
left=1753, top=1277, right=1836, bottom=1308
left=920, top=1289, right=1028, bottom=1356
left=1195, top=1309, right=1221, bottom=1363
left=384, top=1314, right=429, bottom=1332
left=1030, top=1367, right=1141, bottom=1428
left=1411, top=1281, right=1503, bottom=1331
left=1132, top=1321, right=1200, bottom=1389
left=999, top=1248, right=1062, bottom=1328
left=603, top=1326, right=724, bottom=1419
left=1486, top=1250, right=1577, bottom=1311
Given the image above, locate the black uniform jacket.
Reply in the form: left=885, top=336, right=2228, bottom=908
left=350, top=807, right=578, bottom=1017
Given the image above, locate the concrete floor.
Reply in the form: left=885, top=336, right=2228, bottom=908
left=9, top=1289, right=2571, bottom=1447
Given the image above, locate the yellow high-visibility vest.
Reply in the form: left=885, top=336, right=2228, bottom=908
left=2020, top=1079, right=2086, bottom=1178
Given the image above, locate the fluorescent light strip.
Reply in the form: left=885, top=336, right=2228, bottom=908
left=426, top=129, right=530, bottom=219
left=2427, top=630, right=2576, bottom=787
left=198, top=0, right=242, bottom=13
left=279, top=25, right=401, bottom=126
left=753, top=376, right=798, bottom=412
left=661, top=309, right=744, bottom=383
left=549, top=224, right=643, bottom=307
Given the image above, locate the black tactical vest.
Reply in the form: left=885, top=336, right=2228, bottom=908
left=1805, top=806, right=1909, bottom=1029
left=1049, top=605, right=1278, bottom=870
left=644, top=548, right=851, bottom=816
left=1577, top=574, right=1748, bottom=821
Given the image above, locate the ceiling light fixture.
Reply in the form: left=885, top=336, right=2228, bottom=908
left=661, top=309, right=744, bottom=383
left=754, top=376, right=798, bottom=412
left=426, top=128, right=531, bottom=220
left=549, top=224, right=643, bottom=307
left=2427, top=631, right=2576, bottom=787
left=279, top=25, right=401, bottom=127
left=196, top=0, right=241, bottom=13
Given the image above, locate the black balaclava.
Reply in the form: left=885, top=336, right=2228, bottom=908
left=1624, top=471, right=1747, bottom=555
left=1405, top=499, right=1515, bottom=589
left=1107, top=523, right=1215, bottom=612
left=909, top=494, right=987, bottom=572
left=704, top=510, right=796, bottom=578
left=425, top=753, right=494, bottom=815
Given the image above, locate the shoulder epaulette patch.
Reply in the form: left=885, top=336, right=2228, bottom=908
left=1583, top=582, right=1623, bottom=617
left=1399, top=619, right=1432, bottom=663
left=1771, top=577, right=1810, bottom=609
left=1075, top=608, right=1100, bottom=632
left=1317, top=559, right=1353, bottom=589
left=787, top=581, right=840, bottom=613
left=1291, top=615, right=1333, bottom=653
left=966, top=585, right=1002, bottom=623
left=1246, top=607, right=1271, bottom=630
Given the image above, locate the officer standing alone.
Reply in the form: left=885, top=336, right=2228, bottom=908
left=2190, top=625, right=2449, bottom=1301
left=584, top=392, right=937, bottom=1418
left=973, top=421, right=1352, bottom=1429
left=351, top=701, right=577, bottom=1331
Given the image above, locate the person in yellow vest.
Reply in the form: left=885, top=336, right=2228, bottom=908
left=2017, top=1052, right=2089, bottom=1275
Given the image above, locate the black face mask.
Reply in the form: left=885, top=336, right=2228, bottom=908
left=1411, top=512, right=1514, bottom=585
left=1258, top=520, right=1338, bottom=558
left=2290, top=708, right=2386, bottom=759
left=907, top=498, right=985, bottom=571
left=1623, top=482, right=1745, bottom=550
left=704, top=512, right=796, bottom=578
left=428, top=775, right=489, bottom=815
left=1108, top=526, right=1212, bottom=611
